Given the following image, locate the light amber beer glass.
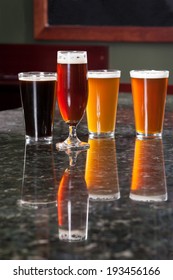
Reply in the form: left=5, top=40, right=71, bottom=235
left=130, top=70, right=169, bottom=138
left=87, top=70, right=121, bottom=138
left=130, top=139, right=167, bottom=202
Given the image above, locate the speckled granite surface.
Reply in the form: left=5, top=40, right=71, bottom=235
left=1, top=93, right=173, bottom=260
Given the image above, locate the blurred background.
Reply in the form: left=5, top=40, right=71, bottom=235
left=0, top=0, right=173, bottom=84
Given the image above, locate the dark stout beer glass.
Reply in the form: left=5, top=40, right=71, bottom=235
left=18, top=72, right=57, bottom=143
left=56, top=51, right=89, bottom=150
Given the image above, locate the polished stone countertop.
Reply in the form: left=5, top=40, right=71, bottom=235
left=1, top=93, right=173, bottom=260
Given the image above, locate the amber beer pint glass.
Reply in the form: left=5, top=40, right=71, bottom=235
left=87, top=70, right=121, bottom=138
left=130, top=70, right=169, bottom=138
left=18, top=72, right=57, bottom=143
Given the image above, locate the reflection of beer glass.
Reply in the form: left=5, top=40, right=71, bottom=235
left=56, top=51, right=89, bottom=151
left=18, top=72, right=57, bottom=143
left=87, top=70, right=121, bottom=138
left=130, top=70, right=169, bottom=139
left=18, top=143, right=57, bottom=208
left=130, top=139, right=167, bottom=202
left=57, top=151, right=89, bottom=242
left=85, top=138, right=120, bottom=201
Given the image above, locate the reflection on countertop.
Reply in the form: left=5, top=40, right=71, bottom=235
left=57, top=150, right=89, bottom=242
left=85, top=138, right=120, bottom=201
left=130, top=138, right=167, bottom=202
left=1, top=93, right=173, bottom=260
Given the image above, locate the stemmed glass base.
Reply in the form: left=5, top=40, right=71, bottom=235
left=56, top=125, right=89, bottom=151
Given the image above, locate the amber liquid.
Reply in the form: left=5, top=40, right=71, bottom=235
left=57, top=63, right=88, bottom=125
left=87, top=77, right=120, bottom=134
left=131, top=77, right=168, bottom=136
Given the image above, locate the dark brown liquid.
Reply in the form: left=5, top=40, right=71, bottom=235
left=19, top=79, right=56, bottom=139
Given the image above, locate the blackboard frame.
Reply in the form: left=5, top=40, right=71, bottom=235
left=34, top=0, right=173, bottom=42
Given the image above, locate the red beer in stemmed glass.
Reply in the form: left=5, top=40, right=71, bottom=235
left=56, top=51, right=89, bottom=150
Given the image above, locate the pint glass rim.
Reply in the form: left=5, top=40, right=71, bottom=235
left=18, top=71, right=57, bottom=81
left=88, top=69, right=121, bottom=78
left=130, top=69, right=169, bottom=79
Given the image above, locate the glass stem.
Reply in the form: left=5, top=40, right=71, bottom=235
left=68, top=151, right=80, bottom=166
left=68, top=125, right=79, bottom=145
left=69, top=125, right=77, bottom=139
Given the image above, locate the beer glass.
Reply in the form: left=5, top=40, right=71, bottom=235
left=56, top=51, right=89, bottom=151
left=18, top=72, right=57, bottom=143
left=85, top=137, right=120, bottom=201
left=130, top=70, right=169, bottom=139
left=57, top=151, right=89, bottom=242
left=130, top=138, right=167, bottom=202
left=87, top=70, right=121, bottom=138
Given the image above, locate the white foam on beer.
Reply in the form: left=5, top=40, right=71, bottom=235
left=88, top=70, right=121, bottom=78
left=18, top=72, right=57, bottom=81
left=57, top=51, right=87, bottom=64
left=130, top=70, right=169, bottom=79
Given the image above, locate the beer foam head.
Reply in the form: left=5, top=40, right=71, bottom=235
left=18, top=72, right=57, bottom=81
left=57, top=51, right=87, bottom=64
left=130, top=70, right=169, bottom=79
left=88, top=70, right=121, bottom=78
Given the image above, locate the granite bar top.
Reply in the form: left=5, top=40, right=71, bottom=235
left=1, top=93, right=173, bottom=260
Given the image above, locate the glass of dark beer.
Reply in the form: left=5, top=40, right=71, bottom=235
left=56, top=51, right=89, bottom=151
left=18, top=72, right=57, bottom=143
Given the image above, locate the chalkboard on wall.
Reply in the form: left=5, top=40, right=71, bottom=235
left=48, top=0, right=173, bottom=27
left=34, top=0, right=173, bottom=42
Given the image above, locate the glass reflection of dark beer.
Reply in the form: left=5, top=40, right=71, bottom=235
left=56, top=51, right=89, bottom=151
left=130, top=139, right=167, bottom=202
left=85, top=138, right=120, bottom=201
left=57, top=151, right=89, bottom=242
left=18, top=72, right=57, bottom=143
left=18, top=143, right=57, bottom=208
